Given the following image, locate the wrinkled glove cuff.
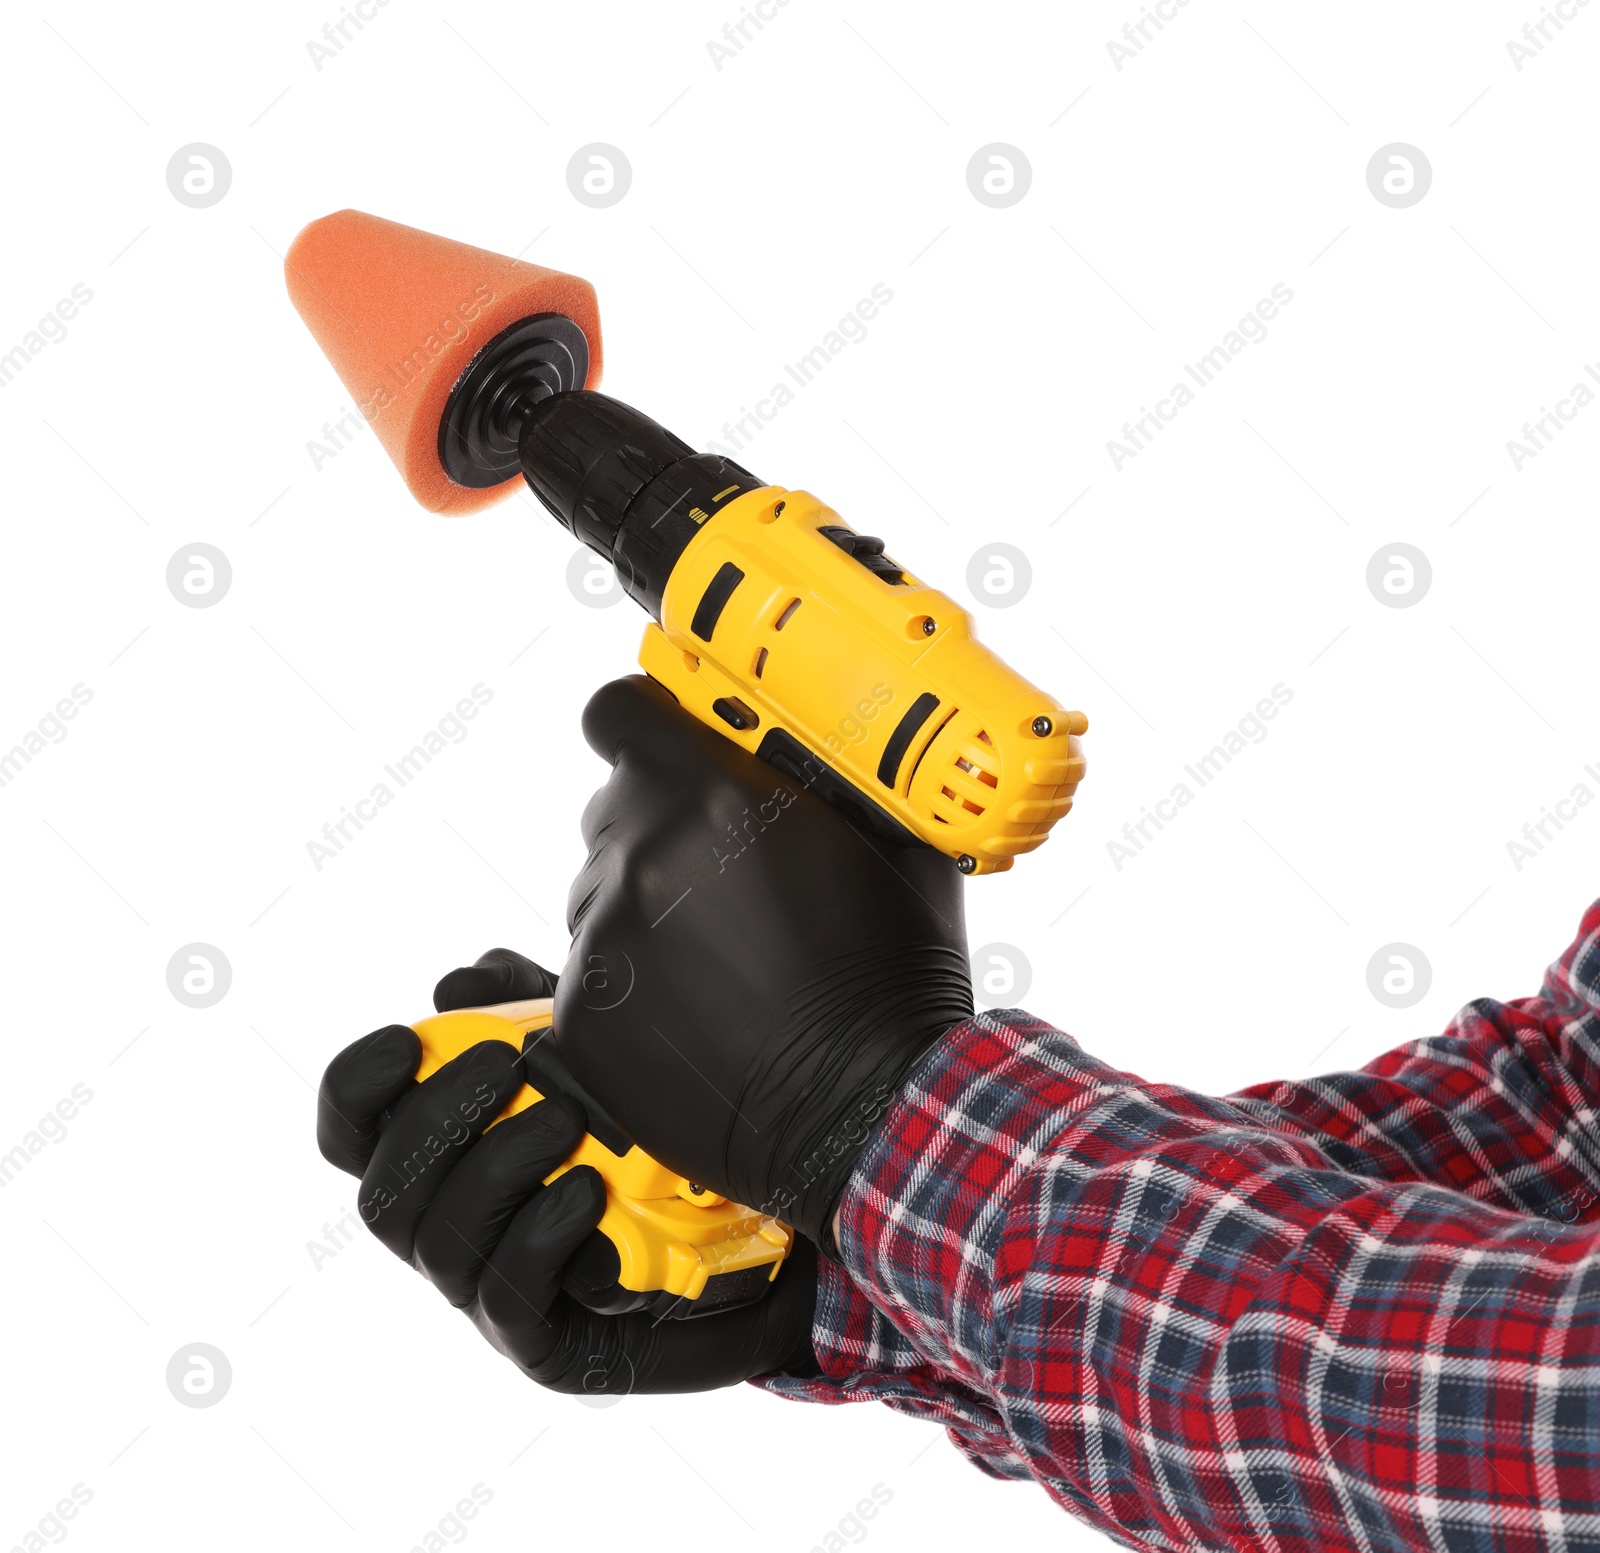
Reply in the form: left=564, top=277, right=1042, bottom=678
left=769, top=1026, right=958, bottom=1247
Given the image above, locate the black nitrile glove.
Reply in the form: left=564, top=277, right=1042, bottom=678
left=556, top=677, right=974, bottom=1249
left=315, top=948, right=819, bottom=1396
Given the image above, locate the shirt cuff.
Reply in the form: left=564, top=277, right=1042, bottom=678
left=752, top=1248, right=1028, bottom=1479
left=832, top=1009, right=1083, bottom=1383
left=749, top=1013, right=1055, bottom=1480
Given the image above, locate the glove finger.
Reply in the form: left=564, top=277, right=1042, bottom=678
left=412, top=1095, right=586, bottom=1307
left=580, top=674, right=733, bottom=776
left=317, top=1024, right=421, bottom=1177
left=606, top=1236, right=822, bottom=1393
left=434, top=947, right=558, bottom=1012
left=538, top=1237, right=821, bottom=1396
left=578, top=783, right=616, bottom=853
left=478, top=1165, right=606, bottom=1378
left=357, top=1038, right=524, bottom=1261
left=565, top=845, right=609, bottom=936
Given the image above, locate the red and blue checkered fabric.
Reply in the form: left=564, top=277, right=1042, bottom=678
left=758, top=897, right=1600, bottom=1551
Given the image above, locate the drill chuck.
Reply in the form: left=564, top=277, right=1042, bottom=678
left=518, top=391, right=760, bottom=619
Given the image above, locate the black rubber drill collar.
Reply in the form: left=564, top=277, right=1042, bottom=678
left=437, top=312, right=590, bottom=488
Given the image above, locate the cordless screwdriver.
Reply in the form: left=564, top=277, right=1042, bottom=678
left=287, top=209, right=1087, bottom=1313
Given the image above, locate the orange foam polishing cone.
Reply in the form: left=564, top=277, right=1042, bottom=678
left=284, top=210, right=602, bottom=515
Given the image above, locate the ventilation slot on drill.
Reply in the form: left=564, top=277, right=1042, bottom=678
left=955, top=748, right=999, bottom=788
left=941, top=787, right=986, bottom=816
left=935, top=732, right=997, bottom=820
left=878, top=693, right=942, bottom=790
left=773, top=598, right=801, bottom=631
left=691, top=562, right=745, bottom=643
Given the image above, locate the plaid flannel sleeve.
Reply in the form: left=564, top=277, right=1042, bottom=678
left=756, top=897, right=1600, bottom=1552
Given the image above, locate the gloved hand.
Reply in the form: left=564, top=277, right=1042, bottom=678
left=315, top=947, right=819, bottom=1395
left=556, top=676, right=974, bottom=1249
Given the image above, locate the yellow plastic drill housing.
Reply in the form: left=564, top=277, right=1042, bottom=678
left=638, top=486, right=1088, bottom=875
left=412, top=999, right=791, bottom=1316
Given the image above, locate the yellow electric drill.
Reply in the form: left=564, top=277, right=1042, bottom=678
left=286, top=210, right=1087, bottom=1317
left=524, top=388, right=1088, bottom=877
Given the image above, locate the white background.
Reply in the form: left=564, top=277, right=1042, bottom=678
left=2, top=1, right=1597, bottom=1548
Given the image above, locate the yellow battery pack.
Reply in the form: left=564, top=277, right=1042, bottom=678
left=412, top=998, right=791, bottom=1319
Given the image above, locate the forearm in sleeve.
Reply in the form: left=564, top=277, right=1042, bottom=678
left=785, top=898, right=1600, bottom=1550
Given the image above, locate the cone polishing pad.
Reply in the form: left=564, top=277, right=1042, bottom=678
left=285, top=210, right=603, bottom=515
